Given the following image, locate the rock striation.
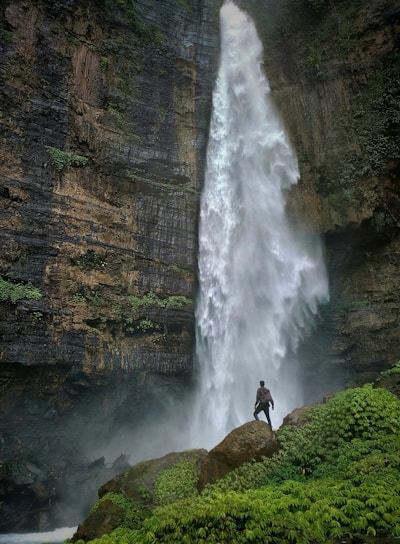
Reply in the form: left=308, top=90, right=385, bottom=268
left=0, top=0, right=219, bottom=530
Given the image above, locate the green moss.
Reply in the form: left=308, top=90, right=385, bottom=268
left=381, top=360, right=400, bottom=376
left=128, top=292, right=192, bottom=318
left=90, top=492, right=131, bottom=515
left=126, top=172, right=198, bottom=195
left=168, top=263, right=194, bottom=280
left=89, top=492, right=149, bottom=532
left=0, top=277, right=42, bottom=303
left=100, top=56, right=110, bottom=71
left=106, top=105, right=141, bottom=142
left=45, top=146, right=88, bottom=172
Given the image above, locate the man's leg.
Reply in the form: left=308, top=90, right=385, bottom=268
left=263, top=407, right=272, bottom=427
left=254, top=404, right=262, bottom=420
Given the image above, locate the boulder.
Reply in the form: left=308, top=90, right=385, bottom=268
left=72, top=449, right=207, bottom=542
left=198, top=421, right=279, bottom=490
left=281, top=405, right=315, bottom=427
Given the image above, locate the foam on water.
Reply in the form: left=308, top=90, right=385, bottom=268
left=0, top=526, right=76, bottom=544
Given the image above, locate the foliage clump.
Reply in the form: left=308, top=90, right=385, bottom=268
left=45, top=145, right=88, bottom=172
left=154, top=458, right=198, bottom=504
left=74, top=250, right=107, bottom=271
left=0, top=277, right=42, bottom=303
left=128, top=292, right=192, bottom=317
left=382, top=360, right=400, bottom=376
left=75, top=385, right=400, bottom=543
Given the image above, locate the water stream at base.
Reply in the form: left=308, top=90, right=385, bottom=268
left=0, top=526, right=76, bottom=544
left=188, top=1, right=329, bottom=449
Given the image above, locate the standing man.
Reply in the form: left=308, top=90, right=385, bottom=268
left=253, top=380, right=274, bottom=427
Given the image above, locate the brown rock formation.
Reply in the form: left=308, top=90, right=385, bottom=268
left=198, top=421, right=279, bottom=490
left=281, top=405, right=314, bottom=427
left=0, top=0, right=218, bottom=452
left=0, top=0, right=219, bottom=529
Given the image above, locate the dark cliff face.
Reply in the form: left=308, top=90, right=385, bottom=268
left=0, top=0, right=219, bottom=464
left=243, top=0, right=400, bottom=396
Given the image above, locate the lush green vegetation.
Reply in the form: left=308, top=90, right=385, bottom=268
left=89, top=492, right=149, bottom=530
left=45, top=146, right=88, bottom=172
left=128, top=292, right=192, bottom=317
left=69, top=380, right=400, bottom=543
left=154, top=458, right=198, bottom=505
left=0, top=277, right=42, bottom=303
left=382, top=360, right=400, bottom=376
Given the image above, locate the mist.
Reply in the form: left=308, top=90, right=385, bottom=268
left=92, top=0, right=329, bottom=462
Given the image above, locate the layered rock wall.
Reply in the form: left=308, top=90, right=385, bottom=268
left=0, top=0, right=219, bottom=460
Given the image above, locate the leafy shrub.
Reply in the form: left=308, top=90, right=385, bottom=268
left=128, top=292, right=192, bottom=318
left=45, top=145, right=88, bottom=172
left=0, top=277, right=42, bottom=303
left=154, top=458, right=198, bottom=504
left=74, top=250, right=107, bottom=271
left=381, top=360, right=400, bottom=376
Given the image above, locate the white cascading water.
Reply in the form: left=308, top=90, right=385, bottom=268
left=189, top=1, right=329, bottom=449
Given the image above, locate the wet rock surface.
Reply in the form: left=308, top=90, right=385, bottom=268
left=198, top=421, right=280, bottom=490
left=0, top=0, right=218, bottom=531
left=0, top=453, right=130, bottom=532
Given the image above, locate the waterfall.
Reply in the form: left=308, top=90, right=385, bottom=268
left=189, top=1, right=329, bottom=449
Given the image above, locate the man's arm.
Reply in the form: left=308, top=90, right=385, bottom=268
left=266, top=390, right=274, bottom=409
